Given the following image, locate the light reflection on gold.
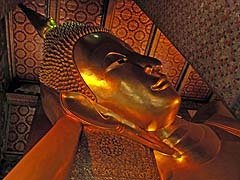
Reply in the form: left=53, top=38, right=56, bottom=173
left=153, top=150, right=188, bottom=180
left=173, top=99, right=180, bottom=105
left=81, top=71, right=110, bottom=90
left=147, top=121, right=159, bottom=131
left=93, top=34, right=100, bottom=38
left=41, top=17, right=57, bottom=38
left=176, top=155, right=185, bottom=163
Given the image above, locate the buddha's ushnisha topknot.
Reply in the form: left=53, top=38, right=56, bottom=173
left=39, top=22, right=109, bottom=101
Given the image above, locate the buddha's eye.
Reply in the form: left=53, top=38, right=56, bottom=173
left=104, top=52, right=128, bottom=72
left=117, top=57, right=127, bottom=64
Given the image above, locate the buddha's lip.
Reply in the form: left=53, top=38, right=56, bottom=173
left=151, top=78, right=171, bottom=91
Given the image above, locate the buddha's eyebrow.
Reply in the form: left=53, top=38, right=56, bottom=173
left=105, top=52, right=127, bottom=59
left=104, top=52, right=128, bottom=73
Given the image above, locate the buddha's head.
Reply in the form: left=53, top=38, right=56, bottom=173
left=40, top=22, right=181, bottom=131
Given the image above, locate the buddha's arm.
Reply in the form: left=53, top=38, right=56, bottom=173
left=4, top=115, right=82, bottom=180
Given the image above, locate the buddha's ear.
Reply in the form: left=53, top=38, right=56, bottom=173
left=61, top=91, right=118, bottom=128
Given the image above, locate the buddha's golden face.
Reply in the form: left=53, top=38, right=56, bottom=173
left=73, top=32, right=181, bottom=131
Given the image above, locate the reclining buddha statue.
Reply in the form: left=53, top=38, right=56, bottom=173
left=39, top=19, right=221, bottom=157
left=6, top=4, right=240, bottom=180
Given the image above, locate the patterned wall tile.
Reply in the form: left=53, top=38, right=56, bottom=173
left=181, top=71, right=210, bottom=99
left=5, top=93, right=38, bottom=154
left=6, top=104, right=36, bottom=153
left=59, top=0, right=104, bottom=25
left=110, top=0, right=153, bottom=54
left=11, top=0, right=104, bottom=82
left=12, top=0, right=47, bottom=81
left=69, top=126, right=160, bottom=180
left=180, top=66, right=210, bottom=99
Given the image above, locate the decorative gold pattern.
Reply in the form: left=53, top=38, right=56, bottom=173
left=12, top=1, right=47, bottom=81
left=6, top=104, right=35, bottom=153
left=110, top=0, right=153, bottom=54
left=10, top=0, right=104, bottom=82
left=69, top=126, right=160, bottom=180
left=181, top=66, right=210, bottom=99
left=59, top=0, right=104, bottom=25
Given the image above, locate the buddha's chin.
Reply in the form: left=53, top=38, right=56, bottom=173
left=145, top=99, right=181, bottom=131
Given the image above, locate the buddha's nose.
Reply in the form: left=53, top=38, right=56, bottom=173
left=144, top=64, right=165, bottom=78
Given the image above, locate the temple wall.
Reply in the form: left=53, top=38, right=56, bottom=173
left=135, top=0, right=240, bottom=119
left=0, top=0, right=24, bottom=20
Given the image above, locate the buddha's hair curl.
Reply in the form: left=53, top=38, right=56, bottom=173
left=39, top=22, right=109, bottom=101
